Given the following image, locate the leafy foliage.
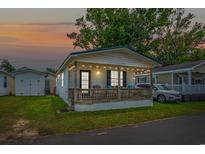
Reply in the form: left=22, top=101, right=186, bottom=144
left=68, top=9, right=205, bottom=65
left=152, top=9, right=205, bottom=65
left=0, top=59, right=16, bottom=73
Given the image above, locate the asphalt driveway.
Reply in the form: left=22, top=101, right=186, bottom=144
left=6, top=112, right=205, bottom=145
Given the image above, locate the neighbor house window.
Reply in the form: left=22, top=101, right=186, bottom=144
left=111, top=71, right=123, bottom=86
left=61, top=73, right=64, bottom=87
left=138, top=76, right=147, bottom=83
left=4, top=76, right=7, bottom=88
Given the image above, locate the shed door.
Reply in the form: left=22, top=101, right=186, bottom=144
left=19, top=79, right=42, bottom=96
left=30, top=79, right=40, bottom=95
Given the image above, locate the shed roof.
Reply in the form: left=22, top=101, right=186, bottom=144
left=12, top=67, right=47, bottom=76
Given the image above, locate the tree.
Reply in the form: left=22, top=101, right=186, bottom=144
left=152, top=9, right=205, bottom=65
left=46, top=67, right=56, bottom=74
left=68, top=8, right=205, bottom=65
left=68, top=8, right=172, bottom=55
left=0, top=59, right=16, bottom=73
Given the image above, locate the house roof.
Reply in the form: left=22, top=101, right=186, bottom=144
left=153, top=60, right=205, bottom=74
left=0, top=70, right=13, bottom=77
left=57, top=46, right=161, bottom=73
left=12, top=67, right=47, bottom=76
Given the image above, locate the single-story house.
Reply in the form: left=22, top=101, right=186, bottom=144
left=0, top=70, right=14, bottom=96
left=136, top=60, right=205, bottom=99
left=56, top=46, right=160, bottom=111
left=12, top=67, right=56, bottom=96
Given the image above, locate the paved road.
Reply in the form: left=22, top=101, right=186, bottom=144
left=7, top=112, right=205, bottom=145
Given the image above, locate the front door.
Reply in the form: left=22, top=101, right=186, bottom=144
left=80, top=70, right=91, bottom=89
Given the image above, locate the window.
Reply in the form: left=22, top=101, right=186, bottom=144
left=138, top=76, right=147, bottom=83
left=3, top=76, right=7, bottom=88
left=111, top=71, right=123, bottom=86
left=61, top=73, right=64, bottom=87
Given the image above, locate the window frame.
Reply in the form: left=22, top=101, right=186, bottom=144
left=111, top=70, right=123, bottom=87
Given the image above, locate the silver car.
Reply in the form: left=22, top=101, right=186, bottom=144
left=135, top=83, right=182, bottom=103
left=153, top=84, right=182, bottom=103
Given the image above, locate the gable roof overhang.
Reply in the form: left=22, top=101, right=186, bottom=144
left=0, top=70, right=13, bottom=77
left=56, top=46, right=161, bottom=74
left=153, top=60, right=205, bottom=75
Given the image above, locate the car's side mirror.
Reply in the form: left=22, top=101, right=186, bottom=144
left=153, top=87, right=158, bottom=91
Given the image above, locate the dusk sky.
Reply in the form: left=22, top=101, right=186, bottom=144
left=0, top=8, right=204, bottom=70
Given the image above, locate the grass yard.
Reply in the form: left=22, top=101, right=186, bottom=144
left=1, top=96, right=205, bottom=141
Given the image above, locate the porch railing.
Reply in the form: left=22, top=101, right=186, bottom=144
left=69, top=88, right=152, bottom=104
left=166, top=84, right=205, bottom=94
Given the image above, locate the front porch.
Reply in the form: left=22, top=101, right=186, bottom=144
left=166, top=71, right=205, bottom=94
left=67, top=62, right=153, bottom=111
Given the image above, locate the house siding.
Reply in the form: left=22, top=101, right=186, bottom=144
left=46, top=74, right=56, bottom=95
left=156, top=73, right=172, bottom=84
left=0, top=73, right=14, bottom=96
left=56, top=68, right=69, bottom=103
left=77, top=62, right=136, bottom=88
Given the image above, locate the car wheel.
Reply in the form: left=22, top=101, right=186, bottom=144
left=157, top=95, right=166, bottom=103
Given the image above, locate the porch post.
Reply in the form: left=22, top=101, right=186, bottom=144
left=171, top=72, right=174, bottom=89
left=150, top=68, right=153, bottom=86
left=188, top=71, right=192, bottom=94
left=117, top=66, right=121, bottom=100
left=73, top=61, right=78, bottom=110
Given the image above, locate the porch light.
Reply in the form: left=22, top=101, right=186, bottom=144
left=109, top=66, right=112, bottom=69
left=136, top=68, right=139, bottom=71
left=89, top=65, right=92, bottom=68
left=121, top=67, right=124, bottom=70
left=82, top=65, right=85, bottom=67
left=96, top=71, right=100, bottom=75
left=103, top=66, right=106, bottom=69
left=96, top=65, right=99, bottom=68
left=115, top=67, right=118, bottom=70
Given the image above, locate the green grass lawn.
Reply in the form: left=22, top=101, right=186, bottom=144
left=1, top=96, right=205, bottom=136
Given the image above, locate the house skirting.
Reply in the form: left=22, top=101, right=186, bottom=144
left=182, top=94, right=205, bottom=102
left=74, top=99, right=153, bottom=112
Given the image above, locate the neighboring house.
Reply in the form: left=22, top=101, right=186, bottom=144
left=153, top=60, right=205, bottom=95
left=0, top=70, right=14, bottom=96
left=56, top=46, right=160, bottom=111
left=136, top=60, right=205, bottom=100
left=12, top=67, right=56, bottom=96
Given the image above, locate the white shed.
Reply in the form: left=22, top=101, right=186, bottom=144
left=13, top=67, right=46, bottom=96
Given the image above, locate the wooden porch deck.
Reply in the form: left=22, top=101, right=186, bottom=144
left=69, top=88, right=152, bottom=104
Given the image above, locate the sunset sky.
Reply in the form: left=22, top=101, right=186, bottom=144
left=0, top=8, right=204, bottom=70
